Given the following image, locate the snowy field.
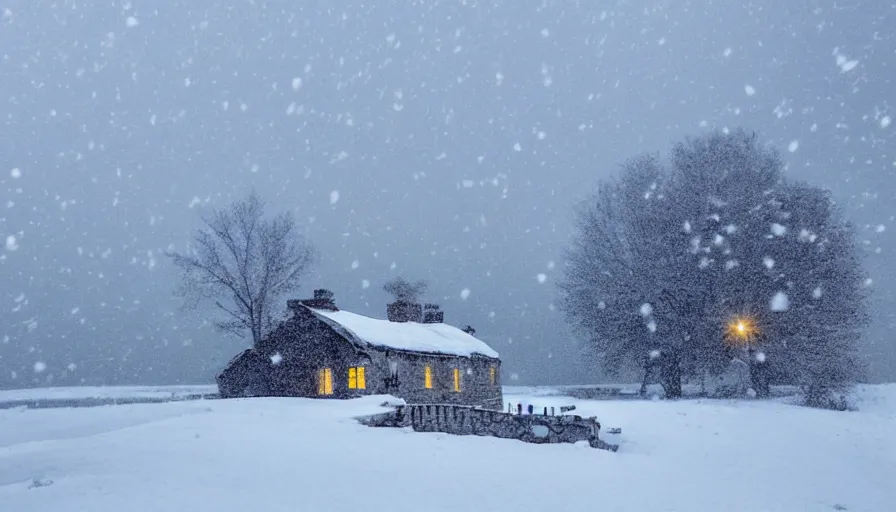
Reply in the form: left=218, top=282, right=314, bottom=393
left=0, top=385, right=218, bottom=404
left=1, top=386, right=894, bottom=512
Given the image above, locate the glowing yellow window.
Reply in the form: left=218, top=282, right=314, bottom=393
left=453, top=368, right=461, bottom=392
left=348, top=367, right=366, bottom=390
left=317, top=368, right=333, bottom=395
left=424, top=365, right=433, bottom=389
left=489, top=367, right=497, bottom=385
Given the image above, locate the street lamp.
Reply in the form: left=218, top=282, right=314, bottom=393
left=724, top=315, right=770, bottom=397
left=725, top=316, right=756, bottom=348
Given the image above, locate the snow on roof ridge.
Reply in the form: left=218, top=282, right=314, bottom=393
left=306, top=306, right=499, bottom=359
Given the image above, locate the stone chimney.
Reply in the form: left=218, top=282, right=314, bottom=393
left=422, top=303, right=444, bottom=324
left=289, top=289, right=338, bottom=311
left=387, top=300, right=423, bottom=323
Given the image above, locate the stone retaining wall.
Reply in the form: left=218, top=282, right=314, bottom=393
left=358, top=403, right=619, bottom=451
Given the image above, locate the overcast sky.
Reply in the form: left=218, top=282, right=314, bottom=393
left=1, top=0, right=894, bottom=388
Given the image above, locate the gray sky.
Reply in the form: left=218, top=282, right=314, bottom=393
left=1, top=1, right=894, bottom=388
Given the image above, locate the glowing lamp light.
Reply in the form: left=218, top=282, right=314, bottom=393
left=725, top=316, right=757, bottom=347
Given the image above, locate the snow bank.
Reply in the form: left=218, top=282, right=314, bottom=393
left=0, top=385, right=217, bottom=403
left=1, top=387, right=893, bottom=511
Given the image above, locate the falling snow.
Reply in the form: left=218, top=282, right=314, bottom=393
left=329, top=190, right=340, bottom=204
left=770, top=291, right=790, bottom=312
left=460, top=288, right=471, bottom=300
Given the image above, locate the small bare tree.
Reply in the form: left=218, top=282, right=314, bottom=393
left=383, top=276, right=428, bottom=302
left=167, top=192, right=315, bottom=348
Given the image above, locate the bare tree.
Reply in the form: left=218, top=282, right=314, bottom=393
left=167, top=192, right=315, bottom=348
left=383, top=276, right=428, bottom=302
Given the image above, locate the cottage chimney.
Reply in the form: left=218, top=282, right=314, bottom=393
left=387, top=300, right=423, bottom=323
left=422, top=303, right=444, bottom=324
left=291, top=288, right=338, bottom=311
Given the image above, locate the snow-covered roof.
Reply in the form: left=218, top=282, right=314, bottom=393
left=307, top=307, right=499, bottom=359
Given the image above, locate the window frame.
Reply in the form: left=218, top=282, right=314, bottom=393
left=318, top=368, right=333, bottom=395
left=348, top=366, right=366, bottom=390
left=424, top=365, right=433, bottom=389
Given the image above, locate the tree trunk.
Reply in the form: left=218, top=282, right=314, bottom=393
left=750, top=362, right=770, bottom=398
left=639, top=357, right=652, bottom=396
left=660, top=351, right=682, bottom=399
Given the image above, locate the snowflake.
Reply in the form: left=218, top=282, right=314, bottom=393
left=770, top=291, right=790, bottom=312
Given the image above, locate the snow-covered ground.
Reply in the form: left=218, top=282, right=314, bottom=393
left=0, top=385, right=217, bottom=403
left=1, top=385, right=894, bottom=512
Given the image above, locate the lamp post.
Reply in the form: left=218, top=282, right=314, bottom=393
left=725, top=316, right=768, bottom=397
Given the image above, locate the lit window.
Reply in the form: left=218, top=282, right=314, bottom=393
left=348, top=367, right=366, bottom=390
left=453, top=368, right=461, bottom=392
left=489, top=367, right=497, bottom=385
left=318, top=368, right=333, bottom=395
left=424, top=365, right=433, bottom=389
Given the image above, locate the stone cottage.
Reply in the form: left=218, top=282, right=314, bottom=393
left=217, top=290, right=503, bottom=410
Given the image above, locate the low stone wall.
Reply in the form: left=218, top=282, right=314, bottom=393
left=358, top=403, right=619, bottom=451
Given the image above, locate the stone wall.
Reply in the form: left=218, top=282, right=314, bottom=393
left=358, top=403, right=619, bottom=451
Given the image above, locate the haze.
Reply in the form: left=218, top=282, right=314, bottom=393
left=1, top=1, right=893, bottom=389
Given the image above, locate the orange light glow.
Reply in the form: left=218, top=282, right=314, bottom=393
left=725, top=316, right=758, bottom=347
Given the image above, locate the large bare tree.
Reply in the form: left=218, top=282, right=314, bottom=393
left=167, top=192, right=315, bottom=347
